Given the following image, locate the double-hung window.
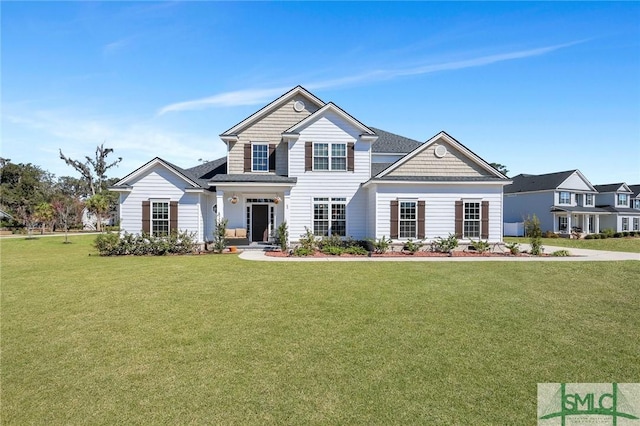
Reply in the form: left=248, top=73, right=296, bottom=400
left=634, top=200, right=640, bottom=210
left=559, top=191, right=571, bottom=205
left=558, top=216, right=568, bottom=231
left=314, top=143, right=347, bottom=171
left=463, top=201, right=481, bottom=238
left=622, top=217, right=629, bottom=231
left=633, top=218, right=639, bottom=231
left=585, top=193, right=593, bottom=206
left=617, top=194, right=628, bottom=207
left=399, top=201, right=417, bottom=239
left=252, top=143, right=268, bottom=172
left=151, top=201, right=169, bottom=236
left=313, top=197, right=346, bottom=236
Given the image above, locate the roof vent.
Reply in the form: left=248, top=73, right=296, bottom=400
left=293, top=100, right=305, bottom=112
left=434, top=145, right=447, bottom=158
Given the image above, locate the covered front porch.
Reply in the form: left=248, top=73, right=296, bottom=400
left=550, top=207, right=607, bottom=237
left=210, top=176, right=295, bottom=244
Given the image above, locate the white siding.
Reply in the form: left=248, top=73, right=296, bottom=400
left=288, top=111, right=372, bottom=241
left=374, top=183, right=505, bottom=242
left=119, top=164, right=205, bottom=242
left=559, top=172, right=592, bottom=191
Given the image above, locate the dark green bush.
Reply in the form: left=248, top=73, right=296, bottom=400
left=434, top=234, right=458, bottom=253
left=403, top=239, right=423, bottom=254
left=623, top=231, right=630, bottom=237
left=584, top=234, right=595, bottom=240
left=292, top=246, right=314, bottom=256
left=94, top=231, right=196, bottom=256
left=613, top=232, right=623, bottom=238
left=343, top=245, right=369, bottom=255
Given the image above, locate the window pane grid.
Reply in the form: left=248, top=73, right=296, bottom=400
left=463, top=202, right=480, bottom=239
left=313, top=143, right=346, bottom=171
left=313, top=198, right=346, bottom=237
left=399, top=201, right=417, bottom=239
left=151, top=202, right=169, bottom=237
left=252, top=144, right=268, bottom=171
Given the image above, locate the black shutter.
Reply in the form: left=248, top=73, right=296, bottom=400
left=142, top=201, right=150, bottom=234
left=481, top=201, right=489, bottom=239
left=244, top=144, right=251, bottom=172
left=390, top=200, right=399, bottom=239
left=418, top=200, right=425, bottom=239
left=305, top=142, right=312, bottom=171
left=269, top=144, right=276, bottom=172
left=454, top=200, right=463, bottom=239
left=347, top=142, right=355, bottom=171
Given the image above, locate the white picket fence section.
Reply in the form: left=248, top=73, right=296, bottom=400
left=504, top=222, right=525, bottom=237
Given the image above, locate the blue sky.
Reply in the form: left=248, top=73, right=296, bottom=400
left=2, top=2, right=639, bottom=185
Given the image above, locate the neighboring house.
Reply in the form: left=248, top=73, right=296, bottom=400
left=593, top=183, right=640, bottom=233
left=504, top=170, right=602, bottom=235
left=110, top=86, right=510, bottom=245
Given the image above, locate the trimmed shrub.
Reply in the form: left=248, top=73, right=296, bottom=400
left=584, top=234, right=595, bottom=240
left=343, top=245, right=369, bottom=256
left=434, top=234, right=458, bottom=253
left=623, top=231, right=630, bottom=237
left=551, top=249, right=571, bottom=257
left=471, top=239, right=491, bottom=254
left=403, top=239, right=423, bottom=254
left=292, top=246, right=314, bottom=256
left=544, top=230, right=559, bottom=238
left=94, top=231, right=196, bottom=256
left=368, top=236, right=392, bottom=254
left=613, top=232, right=623, bottom=238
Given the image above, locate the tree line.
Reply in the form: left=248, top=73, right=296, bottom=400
left=0, top=144, right=122, bottom=236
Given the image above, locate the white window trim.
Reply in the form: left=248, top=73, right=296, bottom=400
left=617, top=193, right=629, bottom=207
left=312, top=197, right=347, bottom=237
left=584, top=193, right=594, bottom=206
left=462, top=199, right=482, bottom=239
left=398, top=199, right=418, bottom=240
left=150, top=199, right=170, bottom=237
left=312, top=142, right=347, bottom=172
left=558, top=191, right=571, bottom=205
left=251, top=142, right=269, bottom=173
left=633, top=217, right=639, bottom=231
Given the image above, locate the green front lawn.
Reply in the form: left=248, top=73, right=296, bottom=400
left=2, top=236, right=639, bottom=424
left=505, top=236, right=640, bottom=253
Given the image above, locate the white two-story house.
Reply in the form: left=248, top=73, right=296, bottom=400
left=110, top=86, right=510, bottom=245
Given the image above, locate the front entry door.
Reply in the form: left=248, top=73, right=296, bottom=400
left=251, top=204, right=269, bottom=242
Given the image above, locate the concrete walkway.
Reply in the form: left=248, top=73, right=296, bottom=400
left=239, top=244, right=639, bottom=262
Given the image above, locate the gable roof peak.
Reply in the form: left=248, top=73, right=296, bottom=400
left=220, top=86, right=325, bottom=136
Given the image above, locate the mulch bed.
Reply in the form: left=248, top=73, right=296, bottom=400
left=265, top=250, right=544, bottom=258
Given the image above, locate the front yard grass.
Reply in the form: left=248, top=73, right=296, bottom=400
left=2, top=235, right=639, bottom=424
left=505, top=236, right=640, bottom=253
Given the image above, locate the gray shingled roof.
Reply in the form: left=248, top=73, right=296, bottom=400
left=593, top=183, right=631, bottom=193
left=184, top=157, right=227, bottom=185
left=505, top=170, right=578, bottom=193
left=370, top=127, right=422, bottom=153
left=629, top=184, right=640, bottom=197
left=209, top=174, right=297, bottom=184
left=371, top=162, right=392, bottom=177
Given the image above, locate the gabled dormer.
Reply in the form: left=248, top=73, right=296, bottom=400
left=630, top=185, right=640, bottom=210
left=594, top=183, right=634, bottom=208
left=219, top=86, right=325, bottom=176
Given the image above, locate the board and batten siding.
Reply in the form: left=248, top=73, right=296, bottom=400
left=119, top=165, right=204, bottom=242
left=374, top=183, right=504, bottom=242
left=227, top=95, right=320, bottom=175
left=287, top=112, right=371, bottom=241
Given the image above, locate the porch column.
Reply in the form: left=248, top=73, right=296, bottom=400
left=284, top=189, right=291, bottom=245
left=552, top=213, right=557, bottom=233
left=594, top=215, right=600, bottom=234
left=567, top=214, right=572, bottom=233
left=216, top=190, right=225, bottom=222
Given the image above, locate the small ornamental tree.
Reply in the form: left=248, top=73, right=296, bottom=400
left=213, top=216, right=228, bottom=253
left=525, top=214, right=543, bottom=255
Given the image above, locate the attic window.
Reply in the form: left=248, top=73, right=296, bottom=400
left=293, top=100, right=305, bottom=112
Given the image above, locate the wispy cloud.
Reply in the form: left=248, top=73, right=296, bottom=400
left=158, top=40, right=586, bottom=115
left=3, top=108, right=223, bottom=178
left=103, top=36, right=135, bottom=55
